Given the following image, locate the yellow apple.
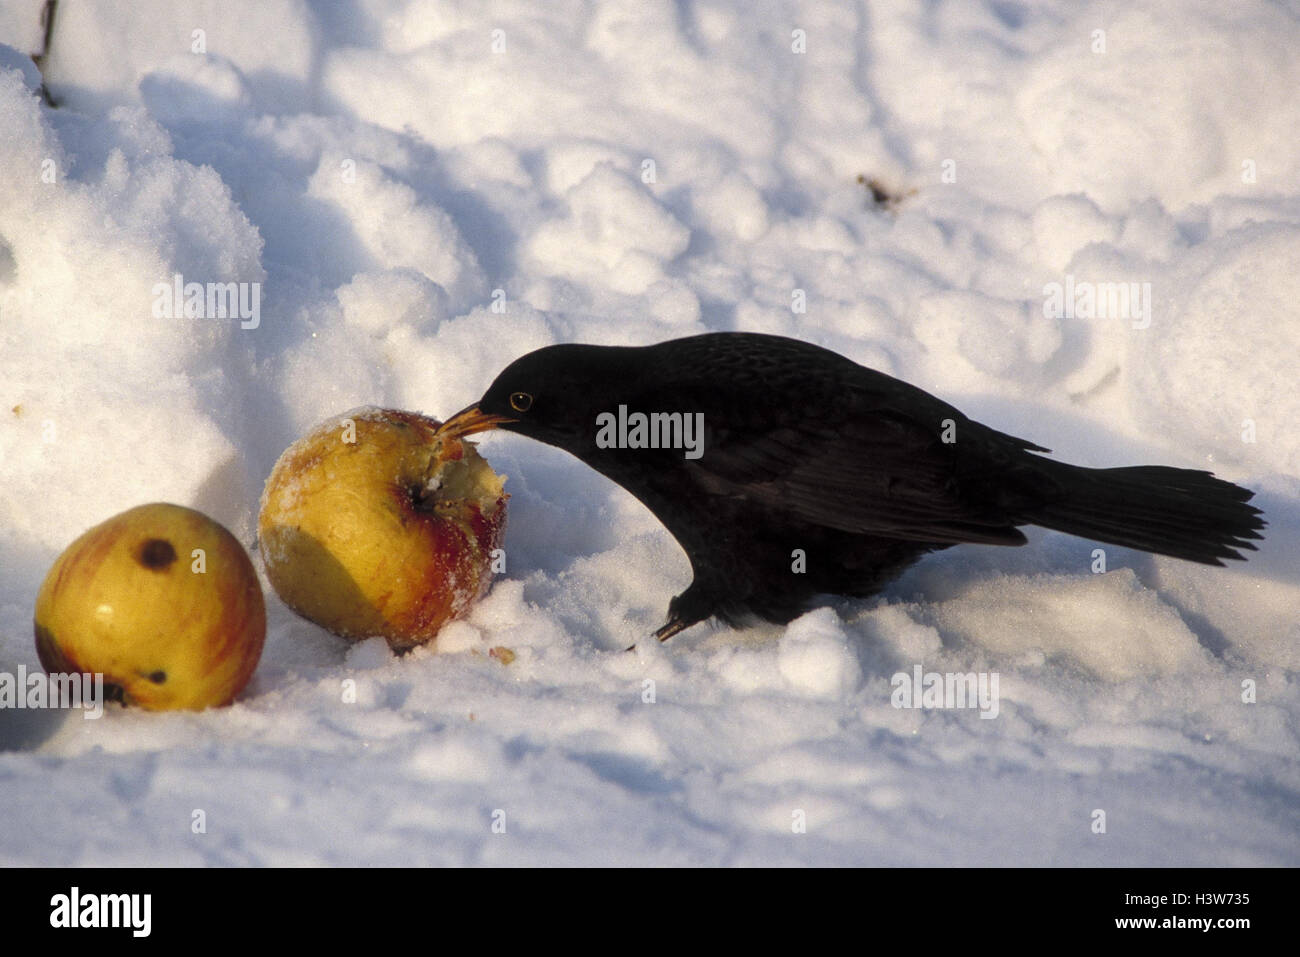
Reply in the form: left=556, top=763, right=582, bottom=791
left=33, top=503, right=266, bottom=710
left=258, top=407, right=508, bottom=651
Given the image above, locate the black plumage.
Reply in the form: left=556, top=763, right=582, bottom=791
left=437, top=332, right=1265, bottom=642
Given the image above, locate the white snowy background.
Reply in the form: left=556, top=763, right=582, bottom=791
left=1, top=0, right=1297, bottom=865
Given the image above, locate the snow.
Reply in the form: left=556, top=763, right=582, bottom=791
left=1, top=0, right=1298, bottom=865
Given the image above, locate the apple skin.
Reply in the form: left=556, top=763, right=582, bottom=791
left=258, top=407, right=507, bottom=651
left=33, top=503, right=266, bottom=711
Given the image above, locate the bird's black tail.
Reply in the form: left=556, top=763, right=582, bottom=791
left=1018, top=461, right=1266, bottom=565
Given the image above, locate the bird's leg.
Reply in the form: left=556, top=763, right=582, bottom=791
left=653, top=616, right=692, bottom=642
left=622, top=583, right=710, bottom=651
left=654, top=585, right=711, bottom=644
left=624, top=614, right=691, bottom=652
left=626, top=586, right=710, bottom=650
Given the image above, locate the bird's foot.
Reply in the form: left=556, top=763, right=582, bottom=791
left=626, top=618, right=680, bottom=651
left=625, top=586, right=712, bottom=651
left=654, top=616, right=692, bottom=642
left=624, top=616, right=690, bottom=652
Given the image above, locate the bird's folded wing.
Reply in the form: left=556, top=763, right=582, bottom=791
left=689, top=410, right=1029, bottom=546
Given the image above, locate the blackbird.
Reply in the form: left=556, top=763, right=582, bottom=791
left=436, top=332, right=1265, bottom=642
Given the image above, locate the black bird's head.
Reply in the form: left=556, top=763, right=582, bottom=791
left=436, top=343, right=635, bottom=453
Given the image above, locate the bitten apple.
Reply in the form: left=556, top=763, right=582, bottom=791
left=34, top=503, right=266, bottom=710
left=258, top=407, right=507, bottom=651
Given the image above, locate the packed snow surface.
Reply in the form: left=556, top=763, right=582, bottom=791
left=1, top=0, right=1297, bottom=865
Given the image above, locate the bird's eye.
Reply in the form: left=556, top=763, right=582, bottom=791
left=509, top=392, right=534, bottom=412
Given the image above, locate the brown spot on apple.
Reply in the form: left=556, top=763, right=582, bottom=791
left=138, top=538, right=177, bottom=570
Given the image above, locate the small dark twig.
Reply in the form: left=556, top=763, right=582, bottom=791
left=857, top=174, right=915, bottom=213
left=30, top=0, right=60, bottom=107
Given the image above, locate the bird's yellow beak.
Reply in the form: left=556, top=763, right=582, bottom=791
left=435, top=404, right=516, bottom=440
